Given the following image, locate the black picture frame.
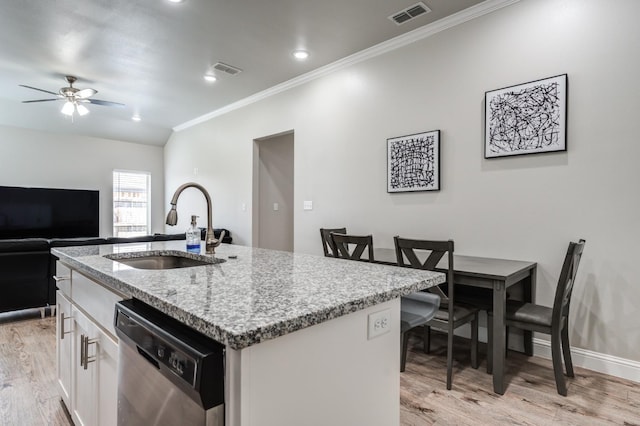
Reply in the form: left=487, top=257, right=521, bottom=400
left=387, top=130, right=440, bottom=192
left=485, top=74, right=568, bottom=158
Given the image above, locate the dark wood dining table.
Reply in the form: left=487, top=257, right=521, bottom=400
left=372, top=247, right=537, bottom=395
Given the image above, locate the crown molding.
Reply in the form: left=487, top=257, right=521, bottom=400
left=174, top=0, right=520, bottom=132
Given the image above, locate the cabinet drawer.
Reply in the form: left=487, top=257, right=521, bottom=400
left=54, top=262, right=72, bottom=298
left=73, top=272, right=124, bottom=338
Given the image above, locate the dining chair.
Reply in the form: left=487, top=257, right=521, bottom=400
left=319, top=227, right=347, bottom=257
left=330, top=232, right=374, bottom=262
left=487, top=239, right=586, bottom=396
left=394, top=236, right=479, bottom=390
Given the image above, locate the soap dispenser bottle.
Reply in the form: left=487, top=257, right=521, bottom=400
left=186, top=215, right=201, bottom=254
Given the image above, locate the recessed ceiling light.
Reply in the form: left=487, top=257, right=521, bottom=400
left=132, top=115, right=141, bottom=122
left=204, top=74, right=217, bottom=82
left=167, top=0, right=185, bottom=3
left=292, top=50, right=309, bottom=60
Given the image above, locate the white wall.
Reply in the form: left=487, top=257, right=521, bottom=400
left=164, top=0, right=640, bottom=363
left=0, top=125, right=165, bottom=236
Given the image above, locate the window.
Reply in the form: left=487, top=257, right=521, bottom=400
left=113, top=170, right=150, bottom=237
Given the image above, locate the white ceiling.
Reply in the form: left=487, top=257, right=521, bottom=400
left=0, top=0, right=484, bottom=146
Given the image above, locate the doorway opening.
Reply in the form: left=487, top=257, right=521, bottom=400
left=252, top=131, right=294, bottom=251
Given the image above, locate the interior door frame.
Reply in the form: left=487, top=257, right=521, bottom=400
left=251, top=129, right=294, bottom=249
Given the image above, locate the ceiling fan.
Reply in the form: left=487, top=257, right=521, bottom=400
left=20, top=75, right=125, bottom=117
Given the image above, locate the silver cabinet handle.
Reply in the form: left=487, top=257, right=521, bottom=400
left=53, top=275, right=70, bottom=282
left=80, top=334, right=98, bottom=370
left=59, top=312, right=73, bottom=340
left=80, top=334, right=85, bottom=367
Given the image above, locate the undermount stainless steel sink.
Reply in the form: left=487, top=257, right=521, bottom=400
left=105, top=251, right=225, bottom=270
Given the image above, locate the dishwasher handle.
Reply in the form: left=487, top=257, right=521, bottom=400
left=137, top=346, right=161, bottom=369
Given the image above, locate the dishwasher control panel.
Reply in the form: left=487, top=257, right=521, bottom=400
left=116, top=308, right=196, bottom=386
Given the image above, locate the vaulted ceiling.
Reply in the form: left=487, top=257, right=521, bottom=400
left=0, top=0, right=484, bottom=146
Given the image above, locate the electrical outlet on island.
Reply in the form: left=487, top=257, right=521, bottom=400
left=368, top=309, right=391, bottom=340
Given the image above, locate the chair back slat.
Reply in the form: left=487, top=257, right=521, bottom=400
left=395, top=238, right=451, bottom=270
left=320, top=227, right=346, bottom=257
left=553, top=239, right=586, bottom=321
left=331, top=233, right=374, bottom=262
left=394, top=236, right=454, bottom=303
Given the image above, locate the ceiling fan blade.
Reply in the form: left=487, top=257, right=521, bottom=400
left=19, top=84, right=60, bottom=96
left=22, top=98, right=60, bottom=103
left=76, top=88, right=97, bottom=98
left=86, top=99, right=125, bottom=107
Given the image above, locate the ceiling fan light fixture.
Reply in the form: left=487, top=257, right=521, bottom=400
left=76, top=103, right=90, bottom=116
left=61, top=101, right=75, bottom=116
left=22, top=75, right=122, bottom=118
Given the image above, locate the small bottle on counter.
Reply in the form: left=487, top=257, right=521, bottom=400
left=186, top=215, right=201, bottom=254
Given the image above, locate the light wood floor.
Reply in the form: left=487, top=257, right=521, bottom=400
left=400, top=332, right=640, bottom=425
left=0, top=309, right=71, bottom=426
left=1, top=310, right=639, bottom=426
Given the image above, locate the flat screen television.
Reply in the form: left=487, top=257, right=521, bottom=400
left=0, top=185, right=99, bottom=239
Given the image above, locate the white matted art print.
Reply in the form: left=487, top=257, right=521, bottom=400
left=485, top=74, right=567, bottom=158
left=387, top=130, right=440, bottom=193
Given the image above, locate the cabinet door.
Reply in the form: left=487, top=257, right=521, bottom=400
left=96, top=329, right=118, bottom=426
left=72, top=308, right=97, bottom=426
left=56, top=291, right=73, bottom=410
left=70, top=307, right=119, bottom=426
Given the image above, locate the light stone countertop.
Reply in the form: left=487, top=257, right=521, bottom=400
left=52, top=240, right=445, bottom=350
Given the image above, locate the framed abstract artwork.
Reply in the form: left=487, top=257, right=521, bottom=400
left=387, top=130, right=440, bottom=192
left=485, top=74, right=567, bottom=158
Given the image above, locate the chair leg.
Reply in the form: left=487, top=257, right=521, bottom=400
left=401, top=331, right=409, bottom=372
left=471, top=314, right=478, bottom=369
left=446, top=326, right=454, bottom=390
left=423, top=325, right=431, bottom=354
left=561, top=324, right=575, bottom=377
left=486, top=313, right=493, bottom=374
left=551, top=330, right=568, bottom=396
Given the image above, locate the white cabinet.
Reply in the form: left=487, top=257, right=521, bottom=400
left=96, top=332, right=118, bottom=426
left=55, top=261, right=124, bottom=426
left=71, top=308, right=118, bottom=426
left=56, top=290, right=73, bottom=409
left=72, top=308, right=95, bottom=426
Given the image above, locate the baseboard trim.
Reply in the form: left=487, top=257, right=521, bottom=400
left=456, top=324, right=640, bottom=384
left=533, top=338, right=640, bottom=384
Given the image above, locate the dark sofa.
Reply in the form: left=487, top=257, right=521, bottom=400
left=0, top=239, right=51, bottom=314
left=0, top=228, right=232, bottom=315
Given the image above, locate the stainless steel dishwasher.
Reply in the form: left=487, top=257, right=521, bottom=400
left=114, top=299, right=225, bottom=426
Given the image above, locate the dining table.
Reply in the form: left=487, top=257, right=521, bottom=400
left=372, top=247, right=537, bottom=395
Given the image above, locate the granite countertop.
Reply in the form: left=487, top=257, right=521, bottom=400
left=52, top=240, right=445, bottom=350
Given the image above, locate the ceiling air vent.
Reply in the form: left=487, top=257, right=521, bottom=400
left=389, top=2, right=431, bottom=25
left=212, top=62, right=243, bottom=76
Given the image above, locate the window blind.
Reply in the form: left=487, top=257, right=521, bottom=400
left=113, top=171, right=150, bottom=237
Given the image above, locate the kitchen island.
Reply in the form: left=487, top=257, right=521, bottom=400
left=52, top=240, right=444, bottom=426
